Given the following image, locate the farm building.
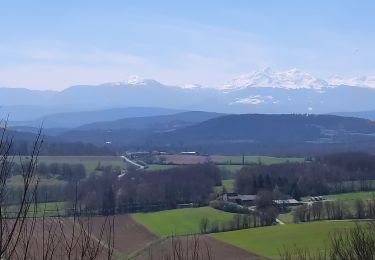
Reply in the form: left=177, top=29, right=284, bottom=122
left=222, top=193, right=257, bottom=206
left=180, top=151, right=199, bottom=155
left=272, top=199, right=302, bottom=207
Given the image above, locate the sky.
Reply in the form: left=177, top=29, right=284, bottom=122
left=0, top=0, right=374, bottom=90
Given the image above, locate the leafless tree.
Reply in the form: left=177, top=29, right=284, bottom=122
left=146, top=236, right=214, bottom=260
left=0, top=124, right=115, bottom=260
left=280, top=222, right=375, bottom=260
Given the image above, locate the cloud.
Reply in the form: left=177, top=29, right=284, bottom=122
left=0, top=44, right=261, bottom=89
left=0, top=18, right=274, bottom=90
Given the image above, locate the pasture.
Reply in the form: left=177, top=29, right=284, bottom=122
left=218, top=164, right=244, bottom=173
left=7, top=201, right=66, bottom=217
left=325, top=191, right=375, bottom=201
left=36, top=156, right=125, bottom=173
left=212, top=221, right=359, bottom=259
left=132, top=207, right=234, bottom=237
left=152, top=154, right=304, bottom=166
left=145, top=164, right=179, bottom=171
left=211, top=155, right=304, bottom=165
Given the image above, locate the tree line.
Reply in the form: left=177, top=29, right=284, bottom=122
left=293, top=197, right=375, bottom=223
left=68, top=164, right=221, bottom=215
left=235, top=152, right=375, bottom=200
left=12, top=139, right=114, bottom=156
left=281, top=222, right=375, bottom=260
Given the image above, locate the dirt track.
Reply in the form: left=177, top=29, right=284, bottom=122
left=110, top=215, right=158, bottom=255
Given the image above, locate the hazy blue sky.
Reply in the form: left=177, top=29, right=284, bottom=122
left=0, top=0, right=374, bottom=89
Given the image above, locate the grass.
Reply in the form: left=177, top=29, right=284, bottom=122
left=132, top=207, right=235, bottom=237
left=222, top=179, right=235, bottom=192
left=218, top=165, right=244, bottom=173
left=325, top=191, right=375, bottom=201
left=278, top=211, right=294, bottom=224
left=211, top=155, right=304, bottom=165
left=303, top=191, right=375, bottom=202
left=214, top=179, right=235, bottom=193
left=212, top=221, right=359, bottom=259
left=145, top=164, right=179, bottom=171
left=7, top=201, right=66, bottom=217
left=35, top=156, right=125, bottom=174
left=7, top=175, right=66, bottom=187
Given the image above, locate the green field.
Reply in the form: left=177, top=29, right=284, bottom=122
left=8, top=201, right=66, bottom=217
left=278, top=211, right=295, bottom=224
left=36, top=156, right=125, bottom=174
left=303, top=191, right=375, bottom=202
left=211, top=155, right=304, bottom=165
left=145, top=164, right=179, bottom=171
left=214, top=179, right=235, bottom=193
left=325, top=191, right=375, bottom=201
left=222, top=179, right=235, bottom=192
left=132, top=207, right=234, bottom=237
left=218, top=165, right=244, bottom=173
left=7, top=174, right=66, bottom=187
left=212, top=221, right=359, bottom=259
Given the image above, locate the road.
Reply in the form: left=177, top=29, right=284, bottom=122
left=121, top=156, right=146, bottom=170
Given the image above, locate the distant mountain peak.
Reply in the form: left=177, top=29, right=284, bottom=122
left=100, top=75, right=161, bottom=87
left=127, top=75, right=146, bottom=85
left=328, top=75, right=375, bottom=89
left=179, top=83, right=203, bottom=89
left=222, top=68, right=330, bottom=90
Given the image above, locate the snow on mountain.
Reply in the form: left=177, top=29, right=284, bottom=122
left=127, top=75, right=146, bottom=85
left=222, top=68, right=330, bottom=90
left=230, top=95, right=280, bottom=105
left=100, top=75, right=161, bottom=87
left=328, top=75, right=375, bottom=89
left=179, top=83, right=203, bottom=89
left=82, top=68, right=375, bottom=91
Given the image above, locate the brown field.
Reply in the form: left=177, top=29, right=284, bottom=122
left=6, top=214, right=156, bottom=259
left=95, top=215, right=158, bottom=256
left=132, top=235, right=264, bottom=260
left=9, top=214, right=261, bottom=259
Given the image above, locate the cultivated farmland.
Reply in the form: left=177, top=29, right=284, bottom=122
left=36, top=156, right=125, bottom=173
left=152, top=154, right=303, bottom=166
left=212, top=221, right=359, bottom=259
left=132, top=207, right=234, bottom=237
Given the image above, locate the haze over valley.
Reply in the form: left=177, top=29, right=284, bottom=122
left=2, top=1, right=375, bottom=260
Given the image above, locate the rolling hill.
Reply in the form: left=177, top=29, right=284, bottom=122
left=9, top=107, right=183, bottom=129
left=55, top=114, right=375, bottom=155
left=332, top=110, right=375, bottom=121
left=77, top=111, right=223, bottom=130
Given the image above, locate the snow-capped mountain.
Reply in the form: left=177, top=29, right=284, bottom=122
left=100, top=75, right=161, bottom=87
left=328, top=75, right=375, bottom=89
left=2, top=68, right=375, bottom=122
left=222, top=68, right=330, bottom=90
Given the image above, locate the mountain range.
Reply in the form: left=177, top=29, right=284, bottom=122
left=2, top=68, right=375, bottom=125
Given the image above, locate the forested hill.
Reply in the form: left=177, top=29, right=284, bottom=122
left=78, top=111, right=223, bottom=130
left=7, top=114, right=375, bottom=156
left=4, top=129, right=114, bottom=156
left=140, top=114, right=375, bottom=154
left=151, top=114, right=375, bottom=144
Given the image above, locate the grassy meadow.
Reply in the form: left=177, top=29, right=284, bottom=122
left=132, top=207, right=234, bottom=237
left=212, top=221, right=360, bottom=259
left=7, top=201, right=66, bottom=217
left=211, top=155, right=304, bottom=165
left=145, top=164, right=179, bottom=171
left=36, top=156, right=125, bottom=174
